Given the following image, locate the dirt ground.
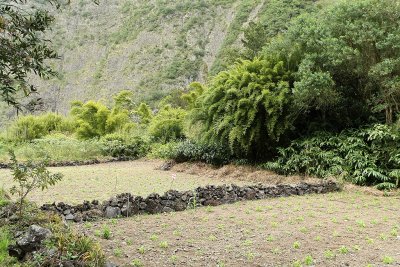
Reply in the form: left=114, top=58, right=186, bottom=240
left=0, top=160, right=254, bottom=204
left=76, top=191, right=400, bottom=267
left=171, top=162, right=322, bottom=185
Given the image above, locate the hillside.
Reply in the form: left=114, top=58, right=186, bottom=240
left=20, top=0, right=327, bottom=115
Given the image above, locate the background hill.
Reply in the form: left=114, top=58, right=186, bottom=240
left=7, top=0, right=331, bottom=118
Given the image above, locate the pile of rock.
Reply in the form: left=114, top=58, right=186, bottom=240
left=8, top=225, right=52, bottom=260
left=41, top=181, right=340, bottom=222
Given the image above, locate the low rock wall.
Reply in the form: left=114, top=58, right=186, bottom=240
left=41, top=181, right=340, bottom=222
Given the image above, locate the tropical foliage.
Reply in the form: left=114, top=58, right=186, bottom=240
left=190, top=58, right=293, bottom=160
left=264, top=124, right=400, bottom=189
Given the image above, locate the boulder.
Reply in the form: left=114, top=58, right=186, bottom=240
left=16, top=225, right=52, bottom=253
left=104, top=206, right=121, bottom=218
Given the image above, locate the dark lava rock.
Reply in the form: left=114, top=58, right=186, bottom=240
left=16, top=225, right=52, bottom=253
left=104, top=206, right=121, bottom=218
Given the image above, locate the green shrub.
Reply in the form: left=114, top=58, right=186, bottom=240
left=100, top=135, right=149, bottom=160
left=169, top=140, right=233, bottom=165
left=148, top=142, right=179, bottom=159
left=71, top=100, right=111, bottom=139
left=9, top=150, right=63, bottom=218
left=148, top=105, right=186, bottom=143
left=264, top=124, right=400, bottom=189
left=6, top=113, right=73, bottom=142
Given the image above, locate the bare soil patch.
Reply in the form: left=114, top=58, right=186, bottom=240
left=172, top=162, right=322, bottom=184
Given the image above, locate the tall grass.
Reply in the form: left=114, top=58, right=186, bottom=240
left=0, top=135, right=108, bottom=163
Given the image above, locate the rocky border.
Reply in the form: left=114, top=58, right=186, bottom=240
left=41, top=181, right=340, bottom=222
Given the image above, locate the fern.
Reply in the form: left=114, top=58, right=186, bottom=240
left=189, top=57, right=293, bottom=160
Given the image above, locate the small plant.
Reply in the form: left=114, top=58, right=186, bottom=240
left=9, top=150, right=63, bottom=218
left=246, top=251, right=255, bottom=261
left=205, top=206, right=213, bottom=212
left=170, top=255, right=178, bottom=263
left=266, top=235, right=275, bottom=242
left=113, top=248, right=122, bottom=257
left=102, top=225, right=111, bottom=240
left=150, top=234, right=158, bottom=241
left=208, top=235, right=217, bottom=241
left=292, top=260, right=302, bottom=267
left=382, top=256, right=395, bottom=264
left=314, top=236, right=321, bottom=241
left=159, top=241, right=168, bottom=249
left=138, top=245, right=145, bottom=254
left=356, top=220, right=366, bottom=228
left=293, top=241, right=301, bottom=249
left=303, top=255, right=314, bottom=266
left=130, top=259, right=143, bottom=267
left=390, top=228, right=398, bottom=236
left=338, top=246, right=349, bottom=254
left=366, top=237, right=374, bottom=244
left=187, top=191, right=198, bottom=209
left=324, top=249, right=335, bottom=259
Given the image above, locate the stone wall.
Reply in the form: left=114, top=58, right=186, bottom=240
left=41, top=181, right=340, bottom=222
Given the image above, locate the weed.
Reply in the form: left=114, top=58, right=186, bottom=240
left=209, top=235, right=217, bottom=241
left=113, top=248, right=122, bottom=257
left=130, top=259, right=143, bottom=267
left=338, top=246, right=349, bottom=254
left=303, top=255, right=314, bottom=266
left=246, top=251, right=255, bottom=261
left=382, top=256, right=394, bottom=264
left=293, top=241, right=301, bottom=249
left=138, top=246, right=145, bottom=254
left=292, top=260, right=302, bottom=267
left=102, top=225, right=111, bottom=240
left=266, top=235, right=275, bottom=242
left=324, top=249, right=335, bottom=259
left=357, top=220, right=366, bottom=228
left=159, top=241, right=168, bottom=249
left=150, top=234, right=158, bottom=241
left=170, top=255, right=178, bottom=263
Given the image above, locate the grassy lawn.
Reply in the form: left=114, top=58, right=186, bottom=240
left=77, top=191, right=400, bottom=267
left=0, top=160, right=252, bottom=205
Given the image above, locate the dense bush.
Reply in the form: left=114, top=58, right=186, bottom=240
left=167, top=140, right=233, bottom=166
left=6, top=113, right=76, bottom=142
left=264, top=124, right=400, bottom=189
left=190, top=58, right=293, bottom=160
left=148, top=105, right=186, bottom=143
left=100, top=134, right=150, bottom=160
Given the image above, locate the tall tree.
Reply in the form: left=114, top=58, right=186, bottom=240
left=0, top=0, right=61, bottom=108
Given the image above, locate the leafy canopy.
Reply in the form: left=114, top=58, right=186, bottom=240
left=264, top=0, right=400, bottom=128
left=0, top=0, right=60, bottom=108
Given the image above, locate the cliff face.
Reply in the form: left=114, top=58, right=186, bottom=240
left=16, top=0, right=329, bottom=118
left=30, top=0, right=265, bottom=113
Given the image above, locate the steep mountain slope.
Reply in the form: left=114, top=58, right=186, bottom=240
left=27, top=0, right=327, bottom=114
